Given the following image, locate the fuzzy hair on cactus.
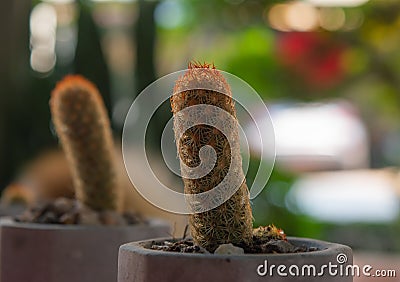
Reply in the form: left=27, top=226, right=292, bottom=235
left=50, top=75, right=119, bottom=211
left=171, top=62, right=253, bottom=252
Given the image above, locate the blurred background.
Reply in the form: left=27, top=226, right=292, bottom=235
left=1, top=0, right=400, bottom=278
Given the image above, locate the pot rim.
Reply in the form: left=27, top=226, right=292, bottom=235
left=120, top=236, right=352, bottom=259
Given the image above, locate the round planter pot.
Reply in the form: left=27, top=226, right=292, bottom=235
left=0, top=217, right=170, bottom=282
left=118, top=237, right=353, bottom=282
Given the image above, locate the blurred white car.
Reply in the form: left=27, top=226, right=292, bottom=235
left=246, top=99, right=369, bottom=172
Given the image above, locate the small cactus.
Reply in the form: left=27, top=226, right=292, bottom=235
left=171, top=63, right=253, bottom=252
left=50, top=75, right=119, bottom=211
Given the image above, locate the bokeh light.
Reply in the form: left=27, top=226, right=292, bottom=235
left=267, top=1, right=365, bottom=32
left=305, top=0, right=369, bottom=7
left=30, top=47, right=56, bottom=73
left=266, top=4, right=290, bottom=32
left=285, top=1, right=319, bottom=32
left=155, top=0, right=187, bottom=29
left=319, top=7, right=346, bottom=31
left=30, top=3, right=57, bottom=73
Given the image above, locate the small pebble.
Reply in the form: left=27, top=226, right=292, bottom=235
left=78, top=209, right=101, bottom=225
left=214, top=243, right=244, bottom=255
left=38, top=211, right=58, bottom=224
left=99, top=210, right=127, bottom=226
left=123, top=211, right=144, bottom=225
left=260, top=239, right=298, bottom=254
left=53, top=197, right=74, bottom=215
left=59, top=212, right=77, bottom=224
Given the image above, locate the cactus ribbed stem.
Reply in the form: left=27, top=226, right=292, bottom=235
left=50, top=75, right=119, bottom=211
left=171, top=63, right=253, bottom=252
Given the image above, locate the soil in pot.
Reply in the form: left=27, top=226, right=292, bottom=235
left=148, top=225, right=318, bottom=255
left=15, top=197, right=145, bottom=226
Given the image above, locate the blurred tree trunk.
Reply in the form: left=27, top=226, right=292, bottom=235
left=0, top=0, right=13, bottom=190
left=135, top=0, right=171, bottom=150
left=135, top=0, right=157, bottom=94
left=75, top=0, right=112, bottom=119
left=0, top=0, right=32, bottom=190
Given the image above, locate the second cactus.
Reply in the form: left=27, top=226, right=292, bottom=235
left=50, top=75, right=119, bottom=211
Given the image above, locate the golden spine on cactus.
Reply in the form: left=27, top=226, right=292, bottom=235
left=50, top=75, right=119, bottom=211
left=171, top=62, right=253, bottom=252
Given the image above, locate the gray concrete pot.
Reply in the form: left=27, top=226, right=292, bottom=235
left=118, top=237, right=353, bottom=282
left=0, top=218, right=169, bottom=282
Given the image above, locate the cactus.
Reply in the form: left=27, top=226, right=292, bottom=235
left=50, top=75, right=119, bottom=211
left=171, top=63, right=253, bottom=252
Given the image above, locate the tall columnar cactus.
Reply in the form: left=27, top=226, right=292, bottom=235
left=171, top=63, right=253, bottom=252
left=50, top=75, right=119, bottom=211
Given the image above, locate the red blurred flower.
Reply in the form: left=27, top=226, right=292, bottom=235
left=276, top=32, right=345, bottom=89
